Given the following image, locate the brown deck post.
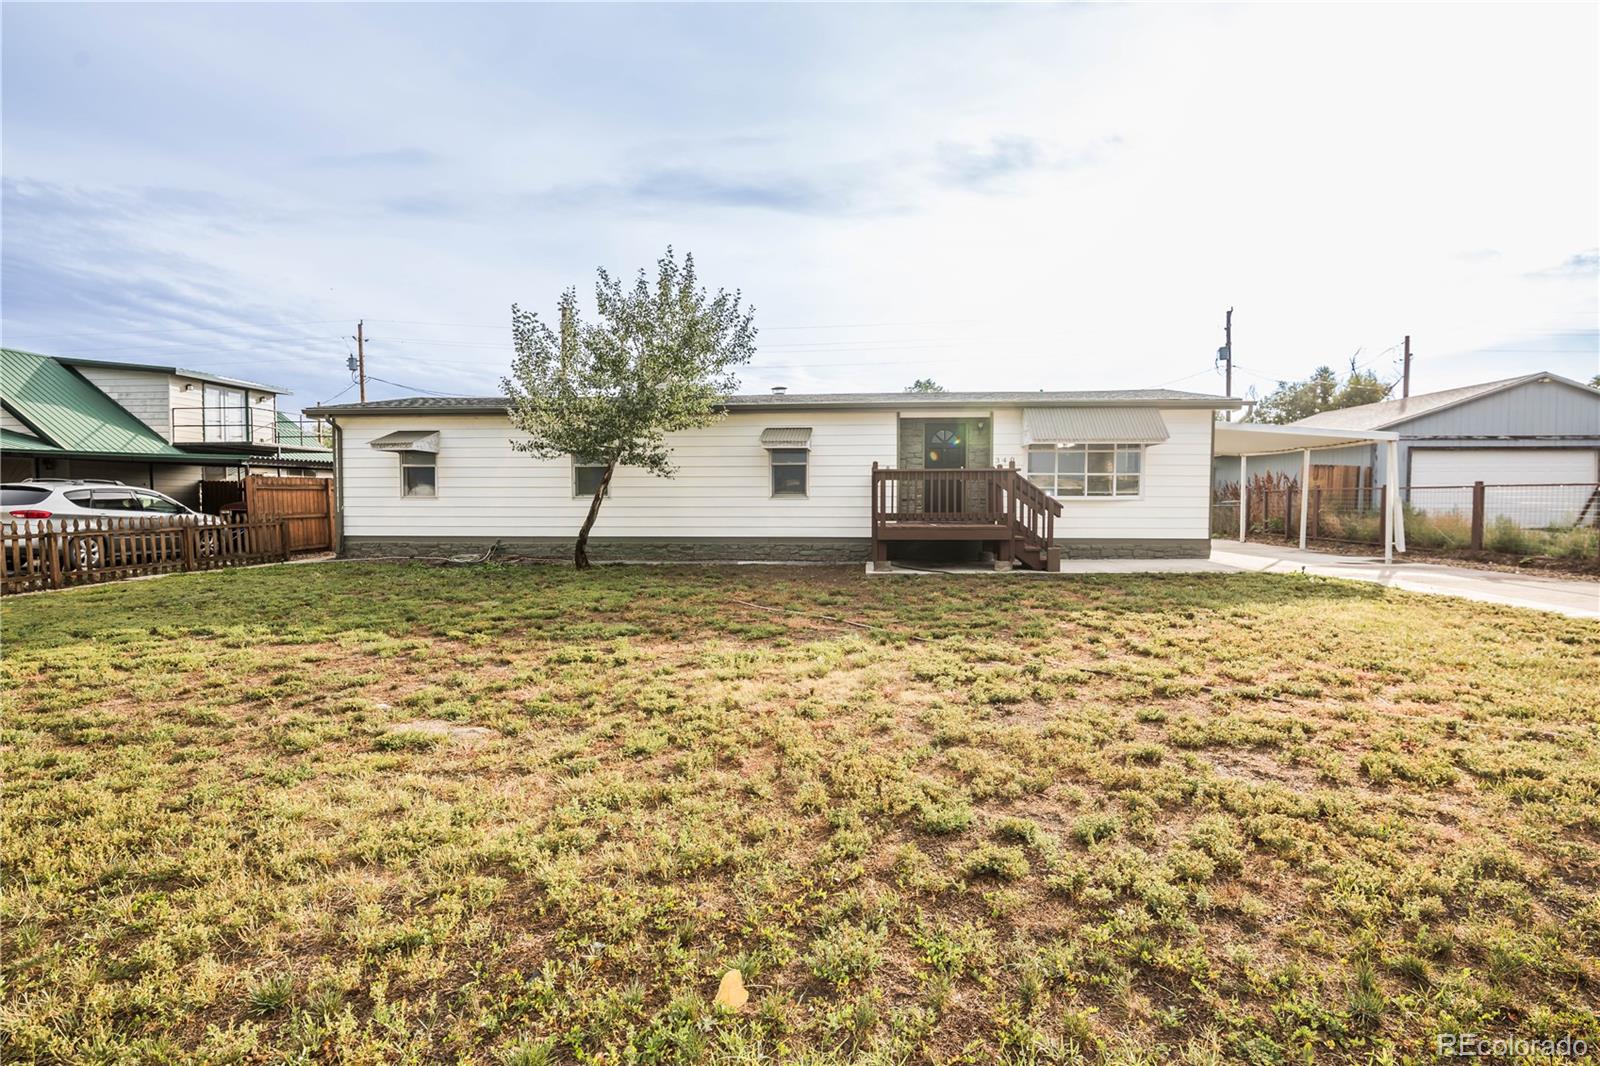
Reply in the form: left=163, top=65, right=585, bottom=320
left=870, top=462, right=887, bottom=571
left=1469, top=481, right=1485, bottom=551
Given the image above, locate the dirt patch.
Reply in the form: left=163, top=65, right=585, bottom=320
left=384, top=719, right=500, bottom=744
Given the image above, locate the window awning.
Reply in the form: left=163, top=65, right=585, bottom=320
left=1023, top=407, right=1169, bottom=445
left=759, top=427, right=812, bottom=449
left=369, top=430, right=440, bottom=453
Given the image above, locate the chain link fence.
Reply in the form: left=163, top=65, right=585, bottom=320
left=1213, top=480, right=1600, bottom=561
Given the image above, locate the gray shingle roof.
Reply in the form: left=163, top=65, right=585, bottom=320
left=1292, top=371, right=1596, bottom=431
left=308, top=388, right=1240, bottom=417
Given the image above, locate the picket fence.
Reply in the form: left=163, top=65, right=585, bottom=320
left=1, top=515, right=290, bottom=595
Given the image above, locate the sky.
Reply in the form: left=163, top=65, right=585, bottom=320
left=2, top=3, right=1596, bottom=415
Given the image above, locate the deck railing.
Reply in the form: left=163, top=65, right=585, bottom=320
left=872, top=466, right=1010, bottom=526
left=871, top=463, right=1062, bottom=560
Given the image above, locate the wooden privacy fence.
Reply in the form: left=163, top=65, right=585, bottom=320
left=199, top=475, right=334, bottom=552
left=2, top=516, right=290, bottom=595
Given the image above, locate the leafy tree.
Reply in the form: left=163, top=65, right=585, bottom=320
left=1249, top=361, right=1393, bottom=424
left=503, top=249, right=757, bottom=569
left=905, top=378, right=945, bottom=393
left=1589, top=374, right=1600, bottom=389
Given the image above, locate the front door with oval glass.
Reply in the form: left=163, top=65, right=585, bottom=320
left=924, top=421, right=966, bottom=514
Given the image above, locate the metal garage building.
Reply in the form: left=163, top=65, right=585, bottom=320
left=1215, top=371, right=1599, bottom=525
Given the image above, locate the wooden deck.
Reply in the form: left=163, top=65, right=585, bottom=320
left=870, top=463, right=1063, bottom=571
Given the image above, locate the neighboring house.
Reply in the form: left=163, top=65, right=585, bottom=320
left=1213, top=371, right=1600, bottom=526
left=1, top=349, right=332, bottom=506
left=308, top=388, right=1244, bottom=566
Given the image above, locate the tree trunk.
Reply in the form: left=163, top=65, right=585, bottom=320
left=574, top=462, right=615, bottom=570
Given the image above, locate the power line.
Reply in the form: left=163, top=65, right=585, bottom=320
left=365, top=374, right=455, bottom=397
left=319, top=380, right=358, bottom=405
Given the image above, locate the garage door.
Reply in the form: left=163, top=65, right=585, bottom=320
left=1411, top=448, right=1598, bottom=527
left=1411, top=448, right=1598, bottom=487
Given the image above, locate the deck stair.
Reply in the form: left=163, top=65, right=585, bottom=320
left=870, top=462, right=1063, bottom=571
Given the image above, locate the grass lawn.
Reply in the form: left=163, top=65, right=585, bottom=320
left=2, top=563, right=1597, bottom=1064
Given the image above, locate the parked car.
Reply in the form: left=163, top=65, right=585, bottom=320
left=2, top=480, right=229, bottom=570
left=1, top=480, right=218, bottom=526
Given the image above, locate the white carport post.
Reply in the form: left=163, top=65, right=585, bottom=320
left=1298, top=449, right=1311, bottom=550
left=1383, top=439, right=1405, bottom=564
left=1237, top=454, right=1248, bottom=542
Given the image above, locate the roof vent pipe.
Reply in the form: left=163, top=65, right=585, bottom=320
left=771, top=386, right=787, bottom=395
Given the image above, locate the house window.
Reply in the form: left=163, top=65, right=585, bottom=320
left=1027, top=444, right=1143, bottom=497
left=573, top=458, right=610, bottom=497
left=770, top=449, right=808, bottom=496
left=400, top=452, right=436, bottom=497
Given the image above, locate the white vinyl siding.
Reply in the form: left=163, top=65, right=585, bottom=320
left=338, top=407, right=1215, bottom=542
left=340, top=411, right=900, bottom=539
left=995, top=407, right=1213, bottom=540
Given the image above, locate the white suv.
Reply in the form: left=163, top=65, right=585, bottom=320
left=1, top=480, right=216, bottom=526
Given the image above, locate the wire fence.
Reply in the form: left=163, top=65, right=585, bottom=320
left=1213, top=481, right=1600, bottom=561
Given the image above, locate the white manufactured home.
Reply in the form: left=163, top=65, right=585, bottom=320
left=308, top=389, right=1246, bottom=569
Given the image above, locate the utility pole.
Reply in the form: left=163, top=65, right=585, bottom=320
left=1401, top=334, right=1411, bottom=399
left=1216, top=307, right=1234, bottom=419
left=356, top=320, right=367, bottom=403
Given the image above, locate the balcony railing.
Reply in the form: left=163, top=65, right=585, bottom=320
left=170, top=407, right=331, bottom=450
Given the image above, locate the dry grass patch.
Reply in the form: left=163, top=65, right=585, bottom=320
left=2, top=561, right=1598, bottom=1063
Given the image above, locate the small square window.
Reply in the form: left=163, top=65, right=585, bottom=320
left=401, top=457, right=436, bottom=497
left=770, top=448, right=807, bottom=496
left=574, top=459, right=610, bottom=497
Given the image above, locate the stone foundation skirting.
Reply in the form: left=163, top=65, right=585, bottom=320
left=1055, top=538, right=1211, bottom=560
left=342, top=535, right=1208, bottom=563
left=340, top=535, right=873, bottom=563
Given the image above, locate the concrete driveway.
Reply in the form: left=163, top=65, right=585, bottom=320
left=874, top=543, right=1599, bottom=618
left=1209, top=541, right=1600, bottom=619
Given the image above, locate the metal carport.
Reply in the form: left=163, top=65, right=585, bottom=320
left=1214, top=423, right=1405, bottom=563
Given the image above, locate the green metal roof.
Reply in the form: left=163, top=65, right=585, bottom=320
left=0, top=427, right=65, bottom=454
left=1, top=348, right=189, bottom=458
left=274, top=411, right=331, bottom=451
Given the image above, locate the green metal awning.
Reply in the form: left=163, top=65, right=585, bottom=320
left=1022, top=407, right=1170, bottom=445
